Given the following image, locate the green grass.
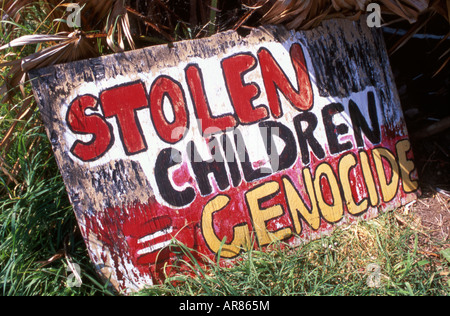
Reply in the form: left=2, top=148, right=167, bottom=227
left=136, top=214, right=449, bottom=296
left=0, top=106, right=114, bottom=296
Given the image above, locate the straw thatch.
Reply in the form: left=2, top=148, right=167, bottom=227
left=260, top=0, right=433, bottom=29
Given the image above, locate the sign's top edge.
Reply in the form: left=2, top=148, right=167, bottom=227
left=28, top=24, right=292, bottom=77
left=28, top=17, right=368, bottom=77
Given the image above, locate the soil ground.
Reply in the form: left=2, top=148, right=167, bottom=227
left=406, top=133, right=450, bottom=255
left=400, top=131, right=450, bottom=287
left=384, top=13, right=450, bottom=274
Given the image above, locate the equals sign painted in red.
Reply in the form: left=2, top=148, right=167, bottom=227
left=125, top=216, right=174, bottom=265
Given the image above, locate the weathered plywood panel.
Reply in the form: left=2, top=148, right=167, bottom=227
left=30, top=18, right=419, bottom=293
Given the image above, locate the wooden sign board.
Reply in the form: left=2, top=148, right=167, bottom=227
left=30, top=18, right=420, bottom=293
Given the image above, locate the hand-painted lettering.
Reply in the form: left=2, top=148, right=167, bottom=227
left=185, top=64, right=236, bottom=136
left=201, top=195, right=251, bottom=258
left=100, top=82, right=148, bottom=155
left=150, top=75, right=189, bottom=144
left=258, top=43, right=313, bottom=117
left=35, top=23, right=421, bottom=292
left=221, top=53, right=269, bottom=124
left=195, top=139, right=419, bottom=258
left=245, top=181, right=292, bottom=247
left=61, top=43, right=419, bottom=268
left=67, top=95, right=113, bottom=162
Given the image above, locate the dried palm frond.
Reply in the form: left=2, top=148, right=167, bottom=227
left=0, top=2, right=92, bottom=162
left=0, top=31, right=98, bottom=97
left=77, top=0, right=135, bottom=52
left=1, top=0, right=135, bottom=68
left=105, top=0, right=135, bottom=52
left=11, top=32, right=98, bottom=71
left=258, top=0, right=448, bottom=76
left=259, top=0, right=434, bottom=29
left=0, top=0, right=132, bottom=104
left=0, top=30, right=99, bottom=165
left=0, top=0, right=173, bottom=161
